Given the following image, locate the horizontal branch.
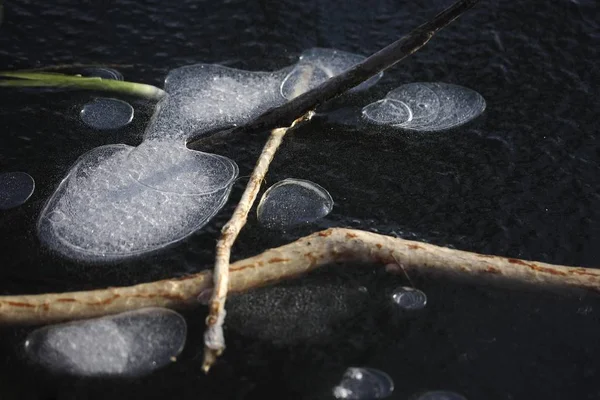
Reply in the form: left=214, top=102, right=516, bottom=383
left=0, top=228, right=597, bottom=326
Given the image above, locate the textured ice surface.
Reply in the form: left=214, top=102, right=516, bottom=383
left=80, top=97, right=134, bottom=130
left=332, top=367, right=395, bottom=399
left=127, top=140, right=238, bottom=195
left=391, top=286, right=427, bottom=311
left=38, top=143, right=235, bottom=262
left=414, top=391, right=468, bottom=400
left=24, top=308, right=186, bottom=377
left=362, top=82, right=486, bottom=131
left=145, top=64, right=290, bottom=141
left=256, top=178, right=334, bottom=230
left=0, top=171, right=35, bottom=210
left=281, top=48, right=382, bottom=100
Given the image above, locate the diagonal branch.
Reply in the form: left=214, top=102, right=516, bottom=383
left=187, top=0, right=481, bottom=148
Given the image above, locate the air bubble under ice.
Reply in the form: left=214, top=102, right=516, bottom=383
left=39, top=48, right=370, bottom=262
left=362, top=82, right=486, bottom=131
left=391, top=286, right=427, bottom=311
left=332, top=367, right=395, bottom=399
left=24, top=308, right=186, bottom=377
left=257, top=178, right=334, bottom=230
left=0, top=171, right=35, bottom=210
left=281, top=48, right=382, bottom=100
left=80, top=97, right=134, bottom=130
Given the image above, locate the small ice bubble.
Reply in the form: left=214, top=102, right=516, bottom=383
left=0, top=171, right=35, bottom=210
left=392, top=286, right=427, bottom=310
left=24, top=308, right=186, bottom=377
left=332, top=367, right=394, bottom=399
left=80, top=97, right=134, bottom=130
left=415, top=391, right=468, bottom=400
left=362, top=82, right=485, bottom=132
left=257, top=178, right=333, bottom=230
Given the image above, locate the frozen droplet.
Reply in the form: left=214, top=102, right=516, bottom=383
left=362, top=82, right=485, bottom=131
left=332, top=367, right=394, bottom=399
left=80, top=97, right=134, bottom=130
left=392, top=286, right=427, bottom=310
left=257, top=178, right=333, bottom=230
left=37, top=144, right=235, bottom=262
left=415, top=391, right=468, bottom=400
left=127, top=141, right=238, bottom=195
left=281, top=48, right=382, bottom=100
left=361, top=98, right=412, bottom=125
left=79, top=67, right=124, bottom=81
left=24, top=308, right=186, bottom=377
left=0, top=171, right=35, bottom=210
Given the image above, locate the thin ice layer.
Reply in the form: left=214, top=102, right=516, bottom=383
left=281, top=48, right=383, bottom=100
left=145, top=64, right=291, bottom=141
left=362, top=82, right=486, bottom=131
left=38, top=144, right=235, bottom=262
left=24, top=308, right=187, bottom=377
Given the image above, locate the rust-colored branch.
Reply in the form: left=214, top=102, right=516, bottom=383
left=1, top=228, right=598, bottom=327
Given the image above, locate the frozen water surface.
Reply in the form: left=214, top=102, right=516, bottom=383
left=0, top=171, right=35, bottom=210
left=24, top=308, right=186, bottom=377
left=38, top=144, right=234, bottom=262
left=257, top=178, right=334, bottom=230
left=80, top=97, right=134, bottom=130
left=332, top=367, right=394, bottom=399
left=362, top=82, right=485, bottom=131
left=281, top=48, right=382, bottom=100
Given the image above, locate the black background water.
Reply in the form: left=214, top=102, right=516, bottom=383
left=0, top=0, right=599, bottom=399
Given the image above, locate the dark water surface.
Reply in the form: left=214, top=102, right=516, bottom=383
left=1, top=0, right=599, bottom=399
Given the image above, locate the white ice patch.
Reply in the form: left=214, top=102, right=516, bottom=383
left=24, top=308, right=187, bottom=377
left=362, top=82, right=486, bottom=131
left=145, top=64, right=291, bottom=141
left=38, top=144, right=234, bottom=262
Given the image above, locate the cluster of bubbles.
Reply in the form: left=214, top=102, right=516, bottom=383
left=362, top=82, right=486, bottom=132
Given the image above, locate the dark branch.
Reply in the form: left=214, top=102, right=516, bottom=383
left=187, top=0, right=480, bottom=148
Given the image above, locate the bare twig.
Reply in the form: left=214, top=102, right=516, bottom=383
left=0, top=228, right=598, bottom=326
left=203, top=112, right=314, bottom=372
left=187, top=0, right=481, bottom=148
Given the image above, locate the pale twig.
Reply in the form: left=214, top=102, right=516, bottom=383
left=0, top=228, right=598, bottom=327
left=203, top=112, right=314, bottom=373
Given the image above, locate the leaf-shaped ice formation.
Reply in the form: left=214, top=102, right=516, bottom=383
left=38, top=143, right=236, bottom=262
left=24, top=308, right=186, bottom=377
left=281, top=48, right=383, bottom=100
left=362, top=82, right=486, bottom=131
